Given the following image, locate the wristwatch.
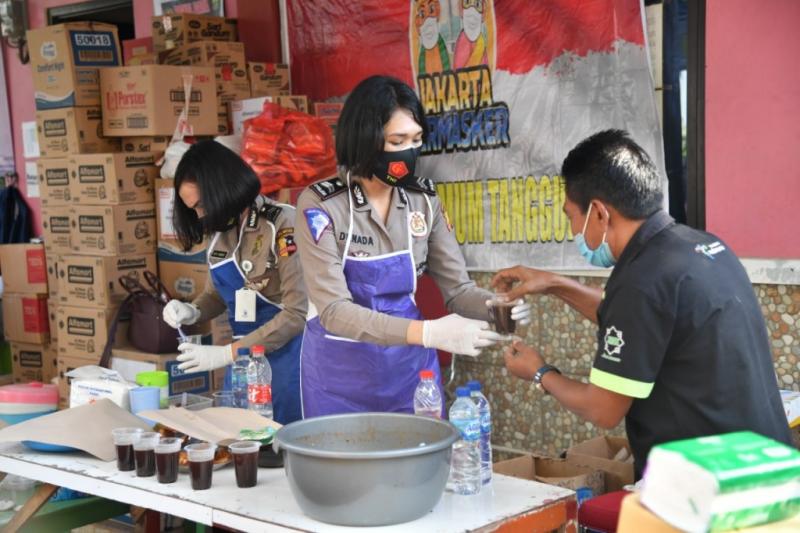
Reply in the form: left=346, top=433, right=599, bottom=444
left=533, top=364, right=561, bottom=394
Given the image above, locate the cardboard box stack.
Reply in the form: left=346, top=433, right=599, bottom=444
left=0, top=244, right=56, bottom=384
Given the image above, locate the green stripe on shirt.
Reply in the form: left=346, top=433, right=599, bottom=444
left=590, top=367, right=654, bottom=398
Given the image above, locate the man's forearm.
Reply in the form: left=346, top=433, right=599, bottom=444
left=547, top=276, right=602, bottom=323
left=541, top=372, right=629, bottom=429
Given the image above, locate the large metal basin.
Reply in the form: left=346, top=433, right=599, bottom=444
left=274, top=412, right=458, bottom=527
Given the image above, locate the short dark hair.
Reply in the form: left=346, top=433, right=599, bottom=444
left=561, top=129, right=664, bottom=219
left=336, top=75, right=428, bottom=177
left=172, top=140, right=261, bottom=250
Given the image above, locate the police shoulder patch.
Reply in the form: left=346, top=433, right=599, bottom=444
left=404, top=177, right=437, bottom=196
left=310, top=177, right=347, bottom=201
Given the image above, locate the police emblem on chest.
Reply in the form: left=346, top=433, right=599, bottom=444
left=408, top=211, right=428, bottom=237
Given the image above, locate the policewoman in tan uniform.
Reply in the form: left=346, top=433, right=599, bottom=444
left=297, top=76, right=530, bottom=417
left=162, top=140, right=307, bottom=424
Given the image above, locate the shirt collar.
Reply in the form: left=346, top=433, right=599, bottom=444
left=615, top=210, right=675, bottom=265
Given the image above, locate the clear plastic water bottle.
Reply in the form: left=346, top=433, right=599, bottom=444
left=231, top=347, right=250, bottom=409
left=467, top=380, right=492, bottom=485
left=247, top=345, right=273, bottom=419
left=447, top=386, right=481, bottom=495
left=413, top=369, right=442, bottom=418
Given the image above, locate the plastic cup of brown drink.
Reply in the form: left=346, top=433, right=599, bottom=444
left=229, top=440, right=261, bottom=488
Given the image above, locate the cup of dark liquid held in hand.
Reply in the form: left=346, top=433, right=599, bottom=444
left=229, top=441, right=260, bottom=488
left=185, top=442, right=217, bottom=490
left=155, top=437, right=182, bottom=484
left=487, top=294, right=517, bottom=340
left=133, top=432, right=160, bottom=477
left=112, top=427, right=143, bottom=472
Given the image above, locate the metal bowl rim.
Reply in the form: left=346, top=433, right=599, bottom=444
left=274, top=412, right=459, bottom=460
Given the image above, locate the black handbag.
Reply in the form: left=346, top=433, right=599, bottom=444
left=100, top=271, right=179, bottom=368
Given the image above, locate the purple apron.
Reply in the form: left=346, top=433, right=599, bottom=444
left=300, top=187, right=440, bottom=418
left=208, top=222, right=302, bottom=425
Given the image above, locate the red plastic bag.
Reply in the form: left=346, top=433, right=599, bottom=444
left=241, top=102, right=337, bottom=195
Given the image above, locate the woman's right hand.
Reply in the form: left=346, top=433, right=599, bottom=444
left=421, top=314, right=504, bottom=357
left=162, top=300, right=201, bottom=329
left=491, top=266, right=556, bottom=301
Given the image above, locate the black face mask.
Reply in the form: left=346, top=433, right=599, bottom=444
left=372, top=146, right=421, bottom=187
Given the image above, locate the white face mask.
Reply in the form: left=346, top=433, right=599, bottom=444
left=462, top=7, right=482, bottom=42
left=420, top=17, right=440, bottom=50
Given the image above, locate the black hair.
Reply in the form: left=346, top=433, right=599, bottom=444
left=561, top=129, right=664, bottom=219
left=336, top=75, right=428, bottom=178
left=172, top=140, right=261, bottom=251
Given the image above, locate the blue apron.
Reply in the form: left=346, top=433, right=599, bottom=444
left=208, top=223, right=302, bottom=425
left=300, top=183, right=441, bottom=418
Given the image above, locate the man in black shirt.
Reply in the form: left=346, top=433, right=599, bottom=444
left=493, top=130, right=791, bottom=479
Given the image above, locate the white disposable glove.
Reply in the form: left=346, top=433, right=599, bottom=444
left=163, top=300, right=200, bottom=329
left=485, top=298, right=532, bottom=326
left=177, top=343, right=233, bottom=372
left=422, top=314, right=504, bottom=357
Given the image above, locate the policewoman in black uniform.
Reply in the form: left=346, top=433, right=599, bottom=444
left=163, top=140, right=307, bottom=424
left=493, top=130, right=791, bottom=479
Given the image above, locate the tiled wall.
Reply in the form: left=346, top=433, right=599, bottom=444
left=451, top=274, right=799, bottom=458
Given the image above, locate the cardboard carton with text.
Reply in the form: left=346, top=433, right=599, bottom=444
left=151, top=14, right=237, bottom=52
left=36, top=106, right=120, bottom=157
left=41, top=206, right=73, bottom=255
left=69, top=152, right=158, bottom=205
left=11, top=342, right=58, bottom=384
left=69, top=203, right=156, bottom=256
left=2, top=293, right=49, bottom=344
left=57, top=254, right=157, bottom=308
left=0, top=243, right=48, bottom=293
left=37, top=157, right=72, bottom=206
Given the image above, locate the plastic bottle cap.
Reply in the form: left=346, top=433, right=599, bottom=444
left=237, top=347, right=250, bottom=356
left=467, top=380, right=481, bottom=391
left=251, top=345, right=265, bottom=356
left=456, top=386, right=470, bottom=397
left=419, top=370, right=434, bottom=379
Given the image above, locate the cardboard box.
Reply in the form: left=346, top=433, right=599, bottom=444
left=110, top=344, right=211, bottom=396
left=121, top=136, right=171, bottom=154
left=782, top=390, right=800, bottom=428
left=127, top=53, right=158, bottom=66
left=37, top=158, right=72, bottom=206
left=57, top=356, right=81, bottom=405
left=100, top=65, right=218, bottom=137
left=45, top=254, right=59, bottom=299
left=248, top=62, right=290, bottom=97
left=2, top=293, right=49, bottom=344
left=41, top=206, right=73, bottom=255
left=314, top=102, right=343, bottom=126
left=566, top=436, right=634, bottom=492
left=0, top=243, right=48, bottom=293
left=155, top=178, right=207, bottom=262
left=56, top=304, right=124, bottom=359
left=216, top=66, right=251, bottom=103
left=11, top=342, right=58, bottom=384
left=158, top=260, right=208, bottom=302
left=70, top=203, right=157, bottom=256
left=493, top=455, right=605, bottom=496
left=27, top=22, right=122, bottom=109
left=229, top=96, right=271, bottom=135
left=152, top=14, right=238, bottom=52
left=159, top=41, right=246, bottom=71
left=122, top=36, right=153, bottom=64
left=276, top=95, right=309, bottom=114
left=36, top=106, right=121, bottom=157
left=69, top=152, right=158, bottom=205
left=48, top=300, right=58, bottom=343
left=57, top=254, right=157, bottom=308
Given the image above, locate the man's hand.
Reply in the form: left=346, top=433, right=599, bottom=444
left=491, top=266, right=556, bottom=301
left=503, top=339, right=545, bottom=381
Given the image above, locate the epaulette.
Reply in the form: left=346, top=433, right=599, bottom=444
left=404, top=176, right=437, bottom=196
left=258, top=203, right=283, bottom=224
left=310, top=177, right=347, bottom=201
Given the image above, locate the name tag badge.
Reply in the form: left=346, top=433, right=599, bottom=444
left=235, top=288, right=257, bottom=322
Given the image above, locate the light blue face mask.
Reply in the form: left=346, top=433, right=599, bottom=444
left=575, top=203, right=616, bottom=268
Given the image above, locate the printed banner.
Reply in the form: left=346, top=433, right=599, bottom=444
left=287, top=0, right=664, bottom=270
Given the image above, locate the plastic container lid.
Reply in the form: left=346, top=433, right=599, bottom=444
left=185, top=442, right=217, bottom=462
left=228, top=440, right=261, bottom=454
left=136, top=371, right=168, bottom=387
left=466, top=380, right=482, bottom=391
left=251, top=345, right=265, bottom=356
left=419, top=370, right=434, bottom=380
left=0, top=383, right=58, bottom=404
left=456, top=386, right=470, bottom=397
left=154, top=437, right=182, bottom=454
left=237, top=347, right=250, bottom=356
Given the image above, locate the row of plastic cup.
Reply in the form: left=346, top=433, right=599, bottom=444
left=111, top=428, right=261, bottom=489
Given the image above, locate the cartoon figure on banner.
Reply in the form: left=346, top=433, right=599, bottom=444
left=454, top=0, right=493, bottom=68
left=410, top=0, right=507, bottom=156
left=414, top=0, right=450, bottom=74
